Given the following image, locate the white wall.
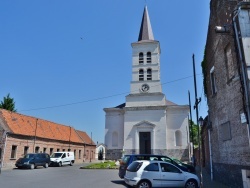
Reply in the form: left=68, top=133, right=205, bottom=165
left=104, top=108, right=124, bottom=150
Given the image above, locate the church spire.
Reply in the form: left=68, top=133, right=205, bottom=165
left=138, top=6, right=154, bottom=41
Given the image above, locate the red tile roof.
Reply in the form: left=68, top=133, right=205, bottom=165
left=76, top=130, right=95, bottom=145
left=0, top=109, right=91, bottom=144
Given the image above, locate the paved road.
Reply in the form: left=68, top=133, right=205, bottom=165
left=0, top=164, right=128, bottom=188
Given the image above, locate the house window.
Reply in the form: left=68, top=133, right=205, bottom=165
left=139, top=52, right=144, bottom=64
left=50, top=148, right=53, bottom=155
left=175, top=130, right=182, bottom=146
left=35, top=146, right=40, bottom=153
left=43, top=147, right=47, bottom=153
left=147, top=69, right=152, bottom=80
left=225, top=45, right=235, bottom=80
left=220, top=121, right=231, bottom=141
left=57, top=148, right=60, bottom=152
left=147, top=52, right=152, bottom=63
left=62, top=149, right=65, bottom=152
left=79, top=150, right=82, bottom=159
left=68, top=148, right=71, bottom=151
left=112, top=131, right=118, bottom=147
left=11, top=145, right=17, bottom=159
left=24, top=146, right=29, bottom=155
left=139, top=69, right=144, bottom=81
left=74, top=149, right=76, bottom=157
left=210, top=66, right=217, bottom=95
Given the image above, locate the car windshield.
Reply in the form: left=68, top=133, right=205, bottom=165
left=120, top=155, right=131, bottom=165
left=173, top=159, right=182, bottom=164
left=24, top=154, right=35, bottom=159
left=127, top=162, right=143, bottom=172
left=50, top=153, right=62, bottom=158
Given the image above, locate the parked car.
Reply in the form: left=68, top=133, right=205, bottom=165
left=172, top=158, right=196, bottom=173
left=124, top=160, right=200, bottom=188
left=118, top=154, right=188, bottom=179
left=50, top=152, right=74, bottom=167
left=15, top=153, right=50, bottom=169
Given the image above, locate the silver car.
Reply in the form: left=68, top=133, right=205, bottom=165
left=124, top=160, right=200, bottom=188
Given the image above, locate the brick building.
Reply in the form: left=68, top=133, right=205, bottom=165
left=0, top=109, right=96, bottom=168
left=202, top=0, right=250, bottom=187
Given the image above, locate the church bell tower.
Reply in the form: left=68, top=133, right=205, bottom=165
left=130, top=6, right=162, bottom=95
left=126, top=6, right=166, bottom=108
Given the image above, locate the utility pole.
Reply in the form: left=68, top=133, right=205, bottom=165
left=33, top=119, right=38, bottom=153
left=188, top=91, right=195, bottom=166
left=90, top=132, right=92, bottom=162
left=192, top=54, right=202, bottom=187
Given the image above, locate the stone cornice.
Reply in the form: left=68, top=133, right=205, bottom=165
left=126, top=92, right=164, bottom=97
left=103, top=108, right=124, bottom=113
left=125, top=105, right=167, bottom=111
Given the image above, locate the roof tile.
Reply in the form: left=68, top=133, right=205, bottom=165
left=0, top=109, right=85, bottom=144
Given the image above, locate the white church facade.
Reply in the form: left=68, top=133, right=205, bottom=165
left=104, top=6, right=190, bottom=161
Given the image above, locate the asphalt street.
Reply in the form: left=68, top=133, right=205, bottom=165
left=0, top=163, right=128, bottom=188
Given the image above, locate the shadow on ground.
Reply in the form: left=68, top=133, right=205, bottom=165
left=111, top=180, right=129, bottom=187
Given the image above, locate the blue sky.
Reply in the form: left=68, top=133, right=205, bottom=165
left=0, top=0, right=210, bottom=144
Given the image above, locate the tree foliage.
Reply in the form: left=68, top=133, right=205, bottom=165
left=189, top=120, right=199, bottom=146
left=0, top=93, right=17, bottom=112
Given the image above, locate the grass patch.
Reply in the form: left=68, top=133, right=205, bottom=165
left=80, top=161, right=119, bottom=169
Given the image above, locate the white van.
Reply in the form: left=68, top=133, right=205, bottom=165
left=50, top=152, right=75, bottom=167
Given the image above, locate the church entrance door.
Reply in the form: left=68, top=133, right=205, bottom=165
left=139, top=132, right=151, bottom=154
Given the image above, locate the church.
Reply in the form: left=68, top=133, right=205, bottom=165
left=104, top=6, right=190, bottom=161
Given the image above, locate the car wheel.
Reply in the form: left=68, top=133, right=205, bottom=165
left=137, top=180, right=151, bottom=188
left=185, top=180, right=198, bottom=188
left=30, top=164, right=35, bottom=170
left=44, top=163, right=49, bottom=168
left=69, top=161, right=73, bottom=166
left=58, top=162, right=62, bottom=167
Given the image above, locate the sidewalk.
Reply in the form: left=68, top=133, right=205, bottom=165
left=196, top=167, right=229, bottom=188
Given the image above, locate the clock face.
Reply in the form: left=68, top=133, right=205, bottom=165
left=141, top=84, right=150, bottom=92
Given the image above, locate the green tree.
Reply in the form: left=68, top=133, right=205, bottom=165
left=189, top=120, right=199, bottom=146
left=0, top=93, right=17, bottom=112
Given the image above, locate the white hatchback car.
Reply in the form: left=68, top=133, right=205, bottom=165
left=124, top=160, right=200, bottom=188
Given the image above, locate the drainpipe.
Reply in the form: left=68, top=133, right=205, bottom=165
left=233, top=3, right=250, bottom=145
left=208, top=129, right=213, bottom=180
left=206, top=112, right=213, bottom=181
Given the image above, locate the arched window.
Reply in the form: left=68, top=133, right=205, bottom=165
left=147, top=52, right=151, bottom=63
left=139, top=52, right=144, bottom=64
left=139, top=69, right=144, bottom=81
left=112, top=131, right=118, bottom=147
left=147, top=69, right=152, bottom=80
left=175, top=130, right=182, bottom=146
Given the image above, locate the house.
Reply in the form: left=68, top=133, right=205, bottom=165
left=0, top=109, right=96, bottom=168
left=104, top=6, right=190, bottom=161
left=202, top=0, right=250, bottom=187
